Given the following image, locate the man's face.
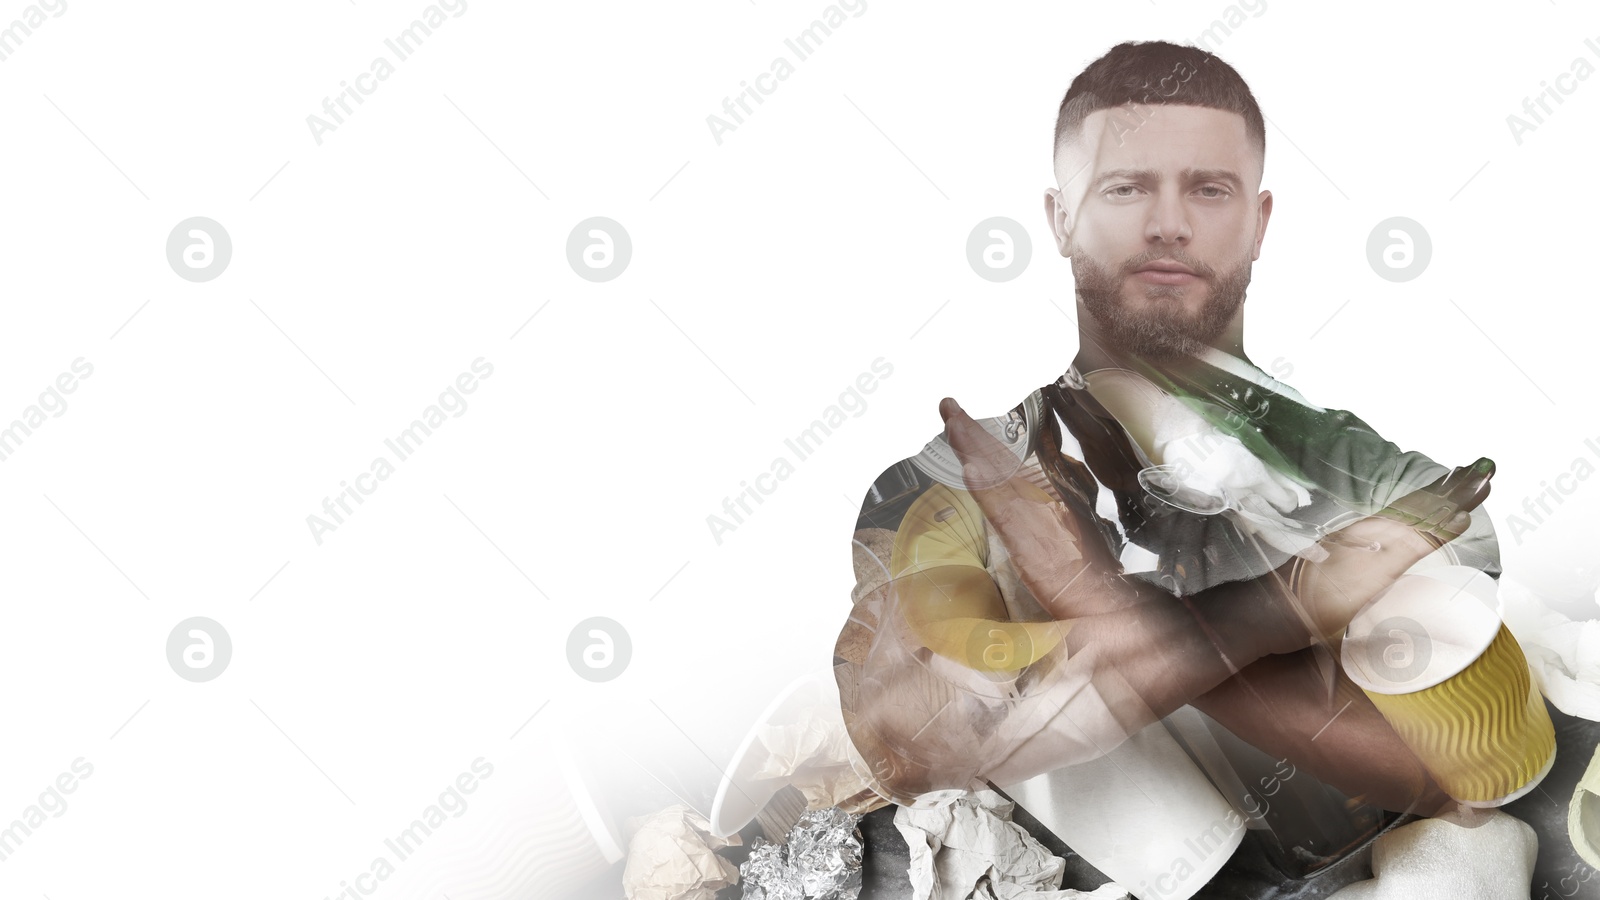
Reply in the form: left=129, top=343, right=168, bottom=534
left=1046, top=104, right=1271, bottom=361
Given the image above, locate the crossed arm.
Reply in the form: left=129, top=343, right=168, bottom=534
left=847, top=398, right=1492, bottom=813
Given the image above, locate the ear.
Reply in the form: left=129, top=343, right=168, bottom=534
left=1251, top=189, right=1273, bottom=261
left=1044, top=188, right=1073, bottom=258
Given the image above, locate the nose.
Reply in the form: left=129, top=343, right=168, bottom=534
left=1145, top=187, right=1192, bottom=245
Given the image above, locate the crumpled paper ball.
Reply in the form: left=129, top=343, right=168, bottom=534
left=894, top=790, right=1130, bottom=900
left=1327, top=807, right=1537, bottom=900
left=622, top=805, right=742, bottom=900
left=752, top=707, right=877, bottom=813
left=1497, top=576, right=1600, bottom=722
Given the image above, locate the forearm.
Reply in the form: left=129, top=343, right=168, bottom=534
left=1061, top=568, right=1309, bottom=736
left=1190, top=646, right=1450, bottom=815
left=899, top=554, right=1312, bottom=727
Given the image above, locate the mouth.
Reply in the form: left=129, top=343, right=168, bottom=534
left=1130, top=260, right=1200, bottom=285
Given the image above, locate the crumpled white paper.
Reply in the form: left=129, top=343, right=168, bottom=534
left=1153, top=423, right=1309, bottom=517
left=1496, top=576, right=1600, bottom=721
left=752, top=703, right=878, bottom=812
left=1326, top=807, right=1537, bottom=899
left=892, top=790, right=1130, bottom=900
left=1158, top=429, right=1325, bottom=562
left=621, top=805, right=741, bottom=900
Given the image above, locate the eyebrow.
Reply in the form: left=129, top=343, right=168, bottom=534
left=1092, top=167, right=1244, bottom=190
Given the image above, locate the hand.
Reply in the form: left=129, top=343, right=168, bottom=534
left=939, top=397, right=1136, bottom=618
left=1282, top=459, right=1495, bottom=645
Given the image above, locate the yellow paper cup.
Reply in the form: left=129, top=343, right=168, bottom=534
left=1341, top=566, right=1556, bottom=807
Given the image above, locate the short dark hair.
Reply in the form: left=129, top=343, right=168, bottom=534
left=1052, top=41, right=1266, bottom=174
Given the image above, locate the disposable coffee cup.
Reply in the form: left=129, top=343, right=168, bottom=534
left=1341, top=565, right=1557, bottom=807
left=533, top=741, right=626, bottom=898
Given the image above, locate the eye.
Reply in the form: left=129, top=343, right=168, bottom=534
left=1106, top=184, right=1142, bottom=198
left=1195, top=184, right=1231, bottom=199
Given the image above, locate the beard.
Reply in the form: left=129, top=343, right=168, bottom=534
left=1073, top=245, right=1252, bottom=362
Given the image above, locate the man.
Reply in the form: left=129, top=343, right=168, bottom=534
left=832, top=40, right=1546, bottom=870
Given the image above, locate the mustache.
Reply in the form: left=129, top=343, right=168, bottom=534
left=1120, top=248, right=1216, bottom=278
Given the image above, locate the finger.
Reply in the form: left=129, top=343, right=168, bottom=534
left=941, top=403, right=1059, bottom=549
left=941, top=398, right=1026, bottom=491
left=1413, top=458, right=1495, bottom=516
left=1434, top=457, right=1495, bottom=497
left=939, top=398, right=1091, bottom=615
left=1376, top=464, right=1491, bottom=545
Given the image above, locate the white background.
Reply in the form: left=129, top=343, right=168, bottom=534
left=2, top=1, right=1599, bottom=897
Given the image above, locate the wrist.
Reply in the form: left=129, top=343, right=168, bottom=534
left=1193, top=570, right=1312, bottom=660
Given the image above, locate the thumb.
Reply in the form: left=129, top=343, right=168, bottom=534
left=940, top=397, right=963, bottom=424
